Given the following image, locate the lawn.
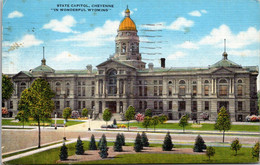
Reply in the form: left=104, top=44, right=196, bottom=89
left=6, top=141, right=258, bottom=164
left=124, top=122, right=260, bottom=132
left=2, top=119, right=84, bottom=127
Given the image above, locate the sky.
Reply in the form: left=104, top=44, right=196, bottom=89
left=2, top=0, right=260, bottom=88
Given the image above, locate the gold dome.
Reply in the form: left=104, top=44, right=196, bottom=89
left=119, top=17, right=137, bottom=31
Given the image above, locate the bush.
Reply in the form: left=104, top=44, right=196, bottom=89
left=59, top=143, right=68, bottom=160
left=117, top=124, right=127, bottom=128
left=230, top=138, right=242, bottom=156
left=162, top=132, right=173, bottom=151
left=142, top=116, right=151, bottom=131
left=206, top=146, right=215, bottom=160
left=158, top=114, right=168, bottom=124
left=75, top=136, right=84, bottom=155
left=98, top=134, right=108, bottom=158
left=120, top=133, right=125, bottom=146
left=179, top=114, right=189, bottom=132
left=193, top=135, right=207, bottom=152
left=135, top=113, right=145, bottom=123
left=114, top=133, right=123, bottom=152
left=82, top=108, right=88, bottom=117
left=151, top=116, right=159, bottom=132
left=141, top=131, right=149, bottom=147
left=134, top=133, right=143, bottom=152
left=63, top=107, right=72, bottom=122
left=145, top=109, right=152, bottom=117
left=89, top=134, right=97, bottom=150
left=252, top=141, right=259, bottom=161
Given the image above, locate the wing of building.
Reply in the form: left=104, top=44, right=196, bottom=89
left=4, top=7, right=259, bottom=122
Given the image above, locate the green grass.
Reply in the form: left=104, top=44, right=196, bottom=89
left=2, top=119, right=84, bottom=127
left=124, top=122, right=260, bottom=132
left=6, top=141, right=258, bottom=164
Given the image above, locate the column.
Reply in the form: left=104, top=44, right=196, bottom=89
left=95, top=80, right=98, bottom=97
left=116, top=101, right=120, bottom=113
left=229, top=78, right=232, bottom=94
left=197, top=77, right=202, bottom=96
left=103, top=79, right=106, bottom=96
left=211, top=78, right=214, bottom=94
left=214, top=79, right=217, bottom=93
left=116, top=79, right=120, bottom=96
left=123, top=80, right=126, bottom=95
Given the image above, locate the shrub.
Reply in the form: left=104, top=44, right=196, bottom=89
left=135, top=113, right=145, bottom=123
left=62, top=107, right=72, bottom=122
left=179, top=114, right=189, bottom=132
left=89, top=134, right=97, bottom=150
left=158, top=114, right=168, bottom=124
left=162, top=132, right=173, bottom=151
left=141, top=131, right=149, bottom=147
left=142, top=116, right=151, bottom=131
left=193, top=135, right=207, bottom=152
left=98, top=134, right=107, bottom=149
left=125, top=106, right=136, bottom=131
left=59, top=143, right=68, bottom=160
left=113, top=118, right=117, bottom=125
left=230, top=138, right=242, bottom=156
left=206, top=146, right=215, bottom=160
left=151, top=116, right=159, bottom=132
left=98, top=134, right=109, bottom=159
left=120, top=133, right=125, bottom=146
left=145, top=109, right=152, bottom=117
left=82, top=108, right=88, bottom=117
left=103, top=109, right=112, bottom=130
left=252, top=141, right=259, bottom=161
left=75, top=136, right=84, bottom=155
left=114, top=133, right=123, bottom=152
left=134, top=133, right=143, bottom=152
left=2, top=107, right=9, bottom=115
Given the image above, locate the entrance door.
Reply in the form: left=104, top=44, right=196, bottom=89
left=106, top=101, right=117, bottom=113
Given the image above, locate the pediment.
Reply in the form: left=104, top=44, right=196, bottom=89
left=12, top=71, right=32, bottom=79
left=212, top=67, right=234, bottom=75
left=96, top=59, right=136, bottom=69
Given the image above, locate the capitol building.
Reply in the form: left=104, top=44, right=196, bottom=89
left=5, top=7, right=259, bottom=122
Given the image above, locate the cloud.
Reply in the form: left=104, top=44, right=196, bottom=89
left=201, top=10, right=207, bottom=14
left=8, top=11, right=24, bottom=18
left=5, top=34, right=43, bottom=51
left=58, top=20, right=120, bottom=47
left=43, top=15, right=78, bottom=33
left=178, top=41, right=199, bottom=49
left=166, top=17, right=194, bottom=31
left=52, top=51, right=96, bottom=62
left=199, top=24, right=260, bottom=49
left=229, top=49, right=259, bottom=57
left=189, top=10, right=201, bottom=17
left=167, top=51, right=186, bottom=60
left=120, top=9, right=135, bottom=17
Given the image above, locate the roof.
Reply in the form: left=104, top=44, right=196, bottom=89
left=119, top=7, right=137, bottom=31
left=210, top=59, right=242, bottom=68
left=138, top=67, right=208, bottom=73
left=96, top=59, right=137, bottom=69
left=31, top=64, right=55, bottom=73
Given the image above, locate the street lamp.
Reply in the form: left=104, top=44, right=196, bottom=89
left=88, top=114, right=91, bottom=131
left=54, top=113, right=57, bottom=130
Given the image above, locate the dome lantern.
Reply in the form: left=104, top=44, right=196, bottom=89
left=119, top=6, right=137, bottom=31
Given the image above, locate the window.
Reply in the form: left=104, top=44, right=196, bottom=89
left=144, top=86, right=148, bottom=96
left=159, top=101, right=163, bottom=110
left=192, top=101, right=197, bottom=112
left=66, top=101, right=70, bottom=107
left=78, top=87, right=81, bottom=96
left=19, top=82, right=26, bottom=95
left=10, top=101, right=13, bottom=109
left=122, top=43, right=126, bottom=53
left=91, top=101, right=95, bottom=109
left=92, top=81, right=95, bottom=85
left=179, top=86, right=185, bottom=96
left=66, top=83, right=70, bottom=96
left=219, top=85, right=228, bottom=96
left=99, top=70, right=104, bottom=74
left=154, top=80, right=157, bottom=84
left=91, top=87, right=95, bottom=96
left=139, top=86, right=142, bottom=96
left=154, top=101, right=158, bottom=109
left=237, top=79, right=243, bottom=83
left=192, top=86, right=197, bottom=96
left=178, top=101, right=186, bottom=111
left=168, top=81, right=172, bottom=84
left=82, top=101, right=86, bottom=108
left=119, top=70, right=124, bottom=74
left=204, top=80, right=209, bottom=84
left=144, top=80, right=147, bottom=85
left=55, top=82, right=61, bottom=95
left=78, top=101, right=81, bottom=109
left=179, top=80, right=185, bottom=84
left=144, top=101, right=147, bottom=110
left=204, top=85, right=209, bottom=96
left=169, top=101, right=172, bottom=109
left=168, top=86, right=172, bottom=96
left=139, top=101, right=142, bottom=109
left=82, top=87, right=86, bottom=96
left=108, top=69, right=117, bottom=96
left=55, top=101, right=60, bottom=110
left=82, top=82, right=85, bottom=85
left=219, top=79, right=227, bottom=83
left=154, top=86, right=158, bottom=96
left=139, top=80, right=142, bottom=85
left=237, top=85, right=243, bottom=96
left=159, top=80, right=163, bottom=85
left=159, top=86, right=163, bottom=96
left=205, top=101, right=209, bottom=110
left=238, top=101, right=243, bottom=111
left=78, top=82, right=81, bottom=85
left=119, top=80, right=124, bottom=94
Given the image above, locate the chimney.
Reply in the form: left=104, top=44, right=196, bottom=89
left=160, top=58, right=165, bottom=68
left=148, top=63, right=154, bottom=72
left=86, top=64, right=92, bottom=73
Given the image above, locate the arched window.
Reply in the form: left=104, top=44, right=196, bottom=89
left=168, top=81, right=172, bottom=84
left=139, top=101, right=142, bottom=109
left=237, top=79, right=243, bottom=83
left=130, top=43, right=135, bottom=52
left=144, top=101, right=147, bottom=110
left=237, top=79, right=243, bottom=96
left=55, top=82, right=61, bottom=95
left=119, top=79, right=124, bottom=94
left=66, top=82, right=70, bottom=96
left=179, top=80, right=186, bottom=96
left=179, top=80, right=186, bottom=84
left=116, top=43, right=119, bottom=53
left=159, top=101, right=163, bottom=110
left=20, top=82, right=26, bottom=94
left=204, top=80, right=209, bottom=84
left=219, top=79, right=227, bottom=83
left=107, top=69, right=117, bottom=96
left=218, top=79, right=228, bottom=96
left=122, top=43, right=126, bottom=53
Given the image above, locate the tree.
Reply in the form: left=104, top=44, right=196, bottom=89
left=230, top=138, right=242, bottom=156
left=151, top=116, right=159, bottom=132
left=15, top=110, right=29, bottom=128
left=2, top=74, right=14, bottom=102
left=89, top=134, right=97, bottom=150
left=206, top=146, right=215, bottom=160
left=252, top=141, right=259, bottom=161
left=120, top=133, right=125, bottom=146
left=59, top=143, right=68, bottom=160
left=113, top=118, right=117, bottom=125
left=82, top=108, right=88, bottom=118
left=20, top=78, right=55, bottom=148
left=63, top=107, right=72, bottom=122
left=158, top=114, right=168, bottom=124
left=179, top=114, right=189, bottom=132
left=134, top=133, right=143, bottom=152
left=214, top=106, right=231, bottom=143
left=162, top=132, right=173, bottom=151
left=193, top=135, right=207, bottom=152
left=98, top=134, right=107, bottom=149
left=142, top=116, right=151, bottom=131
left=141, top=131, right=149, bottom=147
left=75, top=136, right=85, bottom=155
left=135, top=113, right=145, bottom=123
left=103, top=108, right=112, bottom=130
left=98, top=134, right=109, bottom=158
left=114, top=133, right=123, bottom=152
left=125, top=106, right=136, bottom=131
left=145, top=109, right=152, bottom=117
